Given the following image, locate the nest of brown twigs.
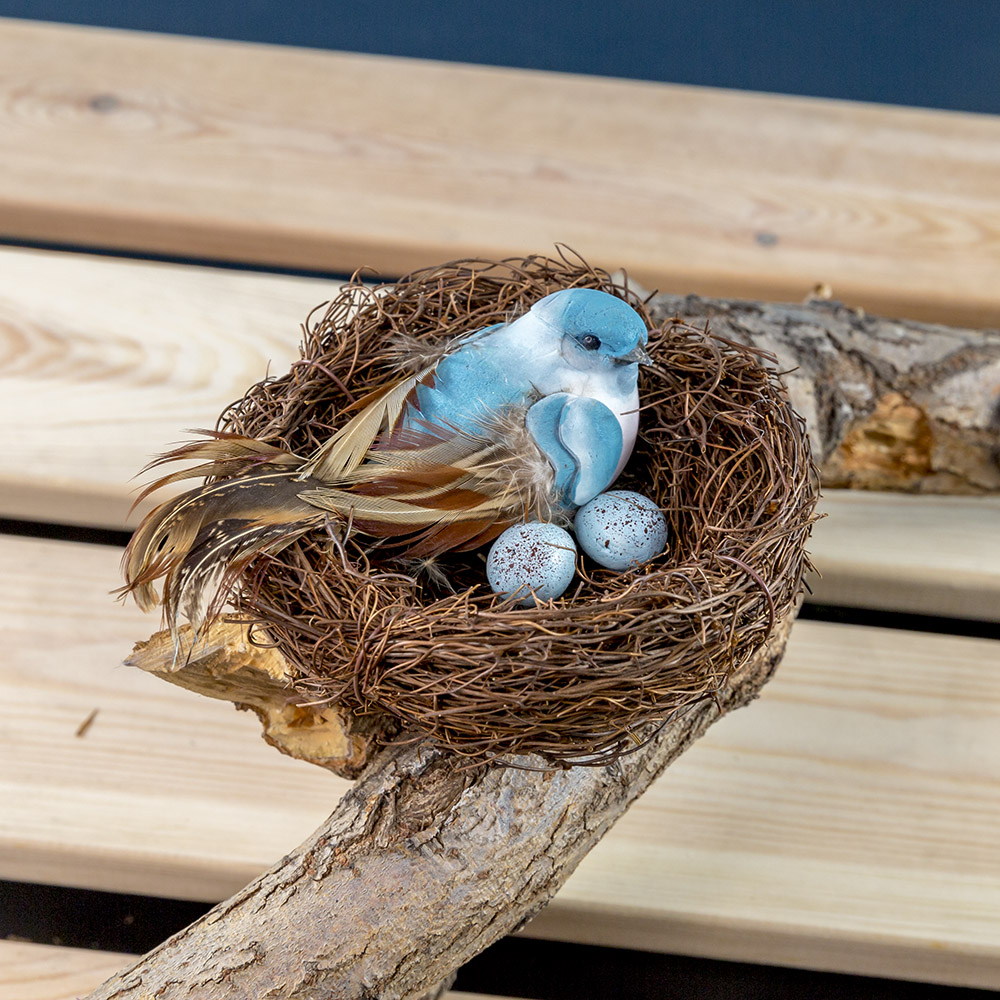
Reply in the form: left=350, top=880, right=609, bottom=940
left=220, top=251, right=819, bottom=765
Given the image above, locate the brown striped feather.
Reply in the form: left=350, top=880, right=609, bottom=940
left=300, top=366, right=437, bottom=480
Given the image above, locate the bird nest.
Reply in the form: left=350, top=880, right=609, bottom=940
left=220, top=252, right=819, bottom=765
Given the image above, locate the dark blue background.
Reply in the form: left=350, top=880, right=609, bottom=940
left=4, top=0, right=1000, bottom=115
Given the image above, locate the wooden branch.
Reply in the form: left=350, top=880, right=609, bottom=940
left=89, top=616, right=792, bottom=999
left=87, top=294, right=999, bottom=998
left=649, top=294, right=1000, bottom=493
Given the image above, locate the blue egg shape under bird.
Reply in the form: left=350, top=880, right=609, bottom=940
left=486, top=522, right=578, bottom=606
left=574, top=491, right=668, bottom=571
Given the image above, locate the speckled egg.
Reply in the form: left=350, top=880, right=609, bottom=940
left=486, top=522, right=577, bottom=606
left=574, top=491, right=668, bottom=571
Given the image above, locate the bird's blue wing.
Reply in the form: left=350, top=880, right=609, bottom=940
left=525, top=393, right=623, bottom=507
left=406, top=324, right=528, bottom=438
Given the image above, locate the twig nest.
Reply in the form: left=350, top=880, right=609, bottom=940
left=223, top=252, right=820, bottom=765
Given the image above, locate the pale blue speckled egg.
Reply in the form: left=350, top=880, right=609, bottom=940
left=486, top=522, right=577, bottom=606
left=574, top=491, right=668, bottom=571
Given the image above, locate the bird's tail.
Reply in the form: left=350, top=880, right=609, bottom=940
left=120, top=401, right=569, bottom=632
left=118, top=433, right=326, bottom=635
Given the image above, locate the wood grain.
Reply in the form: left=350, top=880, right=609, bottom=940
left=3, top=19, right=1000, bottom=326
left=2, top=535, right=999, bottom=987
left=0, top=941, right=503, bottom=1000
left=0, top=533, right=345, bottom=903
left=0, top=942, right=131, bottom=1000
left=3, top=246, right=998, bottom=620
left=0, top=246, right=329, bottom=528
left=806, top=491, right=1000, bottom=620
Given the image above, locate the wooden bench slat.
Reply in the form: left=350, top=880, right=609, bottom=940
left=3, top=246, right=998, bottom=621
left=3, top=19, right=1000, bottom=326
left=0, top=941, right=504, bottom=1000
left=0, top=533, right=344, bottom=904
left=2, top=535, right=999, bottom=988
left=0, top=246, right=325, bottom=528
left=0, top=941, right=130, bottom=1000
left=805, top=491, right=1000, bottom=620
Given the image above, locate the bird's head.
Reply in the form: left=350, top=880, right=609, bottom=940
left=528, top=288, right=651, bottom=371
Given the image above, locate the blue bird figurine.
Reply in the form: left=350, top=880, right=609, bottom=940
left=122, top=288, right=651, bottom=629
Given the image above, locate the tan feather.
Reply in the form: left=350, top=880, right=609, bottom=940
left=139, top=431, right=304, bottom=473
left=300, top=366, right=436, bottom=480
left=168, top=515, right=315, bottom=641
left=121, top=374, right=566, bottom=630
left=296, top=409, right=564, bottom=556
left=132, top=433, right=303, bottom=506
left=300, top=487, right=486, bottom=525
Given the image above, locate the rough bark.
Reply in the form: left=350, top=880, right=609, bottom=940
left=88, top=294, right=1000, bottom=999
left=649, top=294, right=1000, bottom=493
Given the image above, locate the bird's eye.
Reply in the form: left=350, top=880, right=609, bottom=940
left=580, top=335, right=601, bottom=351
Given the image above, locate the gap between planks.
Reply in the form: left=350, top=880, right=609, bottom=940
left=1, top=534, right=999, bottom=989
left=3, top=19, right=1000, bottom=326
left=2, top=245, right=998, bottom=621
left=0, top=940, right=506, bottom=1000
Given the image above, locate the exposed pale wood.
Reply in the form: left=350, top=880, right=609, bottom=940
left=0, top=941, right=502, bottom=1000
left=3, top=247, right=999, bottom=621
left=0, top=246, right=329, bottom=529
left=3, top=535, right=1000, bottom=988
left=3, top=19, right=1000, bottom=327
left=126, top=620, right=378, bottom=777
left=808, top=492, right=1000, bottom=620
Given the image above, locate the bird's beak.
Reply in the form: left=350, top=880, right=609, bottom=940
left=618, top=344, right=653, bottom=366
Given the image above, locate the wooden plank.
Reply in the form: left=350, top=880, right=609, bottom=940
left=540, top=622, right=1000, bottom=989
left=0, top=533, right=345, bottom=903
left=0, top=941, right=130, bottom=1000
left=2, top=535, right=999, bottom=988
left=807, top=491, right=1000, bottom=621
left=0, top=246, right=329, bottom=529
left=3, top=246, right=999, bottom=621
left=2, top=19, right=1000, bottom=327
left=0, top=941, right=505, bottom=1000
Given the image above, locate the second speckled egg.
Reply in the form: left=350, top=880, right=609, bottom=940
left=574, top=491, right=668, bottom=571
